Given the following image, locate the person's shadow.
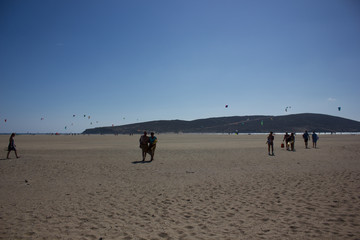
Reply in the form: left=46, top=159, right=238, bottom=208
left=131, top=160, right=152, bottom=164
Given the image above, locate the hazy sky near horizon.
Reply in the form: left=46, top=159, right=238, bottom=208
left=1, top=0, right=360, bottom=133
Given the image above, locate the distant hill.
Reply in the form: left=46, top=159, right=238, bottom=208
left=82, top=113, right=360, bottom=134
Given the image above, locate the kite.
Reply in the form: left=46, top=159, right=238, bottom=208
left=338, top=107, right=341, bottom=111
left=285, top=106, right=291, bottom=112
left=73, top=115, right=76, bottom=117
left=225, top=105, right=229, bottom=108
left=65, top=126, right=67, bottom=130
left=4, top=119, right=7, bottom=123
left=84, top=115, right=86, bottom=118
left=88, top=116, right=91, bottom=119
left=41, top=117, right=44, bottom=120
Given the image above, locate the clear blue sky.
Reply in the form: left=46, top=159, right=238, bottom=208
left=1, top=0, right=360, bottom=133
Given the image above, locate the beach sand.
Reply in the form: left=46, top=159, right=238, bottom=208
left=1, top=134, right=360, bottom=240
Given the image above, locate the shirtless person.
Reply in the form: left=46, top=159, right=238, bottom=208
left=139, top=131, right=149, bottom=161
left=283, top=132, right=290, bottom=150
left=267, top=132, right=275, bottom=156
left=302, top=130, right=310, bottom=149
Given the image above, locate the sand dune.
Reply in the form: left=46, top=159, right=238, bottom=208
left=1, top=134, right=360, bottom=239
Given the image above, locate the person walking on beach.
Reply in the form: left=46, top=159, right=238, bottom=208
left=289, top=133, right=295, bottom=151
left=267, top=132, right=274, bottom=156
left=302, top=130, right=310, bottom=149
left=148, top=132, right=157, bottom=161
left=312, top=131, right=319, bottom=148
left=139, top=131, right=149, bottom=161
left=283, top=132, right=290, bottom=150
left=7, top=133, right=19, bottom=159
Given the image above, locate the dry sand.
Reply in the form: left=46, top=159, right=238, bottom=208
left=0, top=134, right=360, bottom=240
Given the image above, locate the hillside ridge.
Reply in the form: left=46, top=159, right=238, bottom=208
left=83, top=113, right=360, bottom=134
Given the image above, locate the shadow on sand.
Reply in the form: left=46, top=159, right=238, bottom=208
left=132, top=160, right=153, bottom=164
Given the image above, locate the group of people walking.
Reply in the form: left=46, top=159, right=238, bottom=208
left=6, top=130, right=320, bottom=161
left=6, top=131, right=159, bottom=162
left=267, top=131, right=319, bottom=155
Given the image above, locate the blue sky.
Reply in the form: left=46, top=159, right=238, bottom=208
left=1, top=0, right=360, bottom=133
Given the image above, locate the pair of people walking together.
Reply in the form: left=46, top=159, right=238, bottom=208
left=139, top=131, right=157, bottom=161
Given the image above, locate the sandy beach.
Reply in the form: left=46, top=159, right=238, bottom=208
left=0, top=134, right=360, bottom=240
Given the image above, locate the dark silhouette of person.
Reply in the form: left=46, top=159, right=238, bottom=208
left=7, top=133, right=19, bottom=159
left=139, top=131, right=149, bottom=161
left=267, top=132, right=274, bottom=156
left=312, top=131, right=319, bottom=148
left=303, top=130, right=310, bottom=149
